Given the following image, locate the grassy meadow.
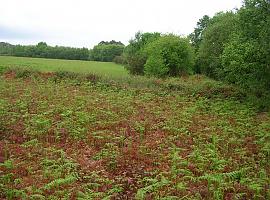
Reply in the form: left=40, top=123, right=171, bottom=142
left=0, top=57, right=269, bottom=199
left=0, top=56, right=128, bottom=78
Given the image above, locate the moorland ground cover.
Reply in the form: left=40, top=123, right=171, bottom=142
left=0, top=61, right=269, bottom=199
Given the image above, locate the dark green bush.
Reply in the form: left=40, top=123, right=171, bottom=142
left=90, top=44, right=124, bottom=62
left=144, top=35, right=195, bottom=77
left=219, top=0, right=270, bottom=111
left=197, top=12, right=238, bottom=79
left=124, top=32, right=161, bottom=75
left=221, top=0, right=270, bottom=92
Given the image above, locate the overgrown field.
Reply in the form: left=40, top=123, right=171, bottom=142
left=0, top=67, right=269, bottom=199
left=0, top=56, right=128, bottom=78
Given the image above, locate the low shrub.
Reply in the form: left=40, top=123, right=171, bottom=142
left=14, top=68, right=38, bottom=78
left=55, top=71, right=79, bottom=79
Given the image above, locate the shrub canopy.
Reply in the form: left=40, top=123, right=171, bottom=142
left=123, top=32, right=161, bottom=75
left=144, top=35, right=195, bottom=77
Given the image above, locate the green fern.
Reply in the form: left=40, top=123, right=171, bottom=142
left=135, top=176, right=170, bottom=200
left=29, top=194, right=46, bottom=200
left=43, top=175, right=77, bottom=190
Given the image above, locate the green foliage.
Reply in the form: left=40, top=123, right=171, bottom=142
left=0, top=42, right=89, bottom=60
left=221, top=0, right=270, bottom=94
left=135, top=176, right=170, bottom=200
left=189, top=15, right=211, bottom=73
left=124, top=32, right=161, bottom=75
left=98, top=40, right=124, bottom=46
left=0, top=42, right=14, bottom=55
left=192, top=1, right=270, bottom=110
left=90, top=42, right=124, bottom=62
left=0, top=159, right=14, bottom=170
left=221, top=35, right=268, bottom=90
left=77, top=170, right=123, bottom=199
left=0, top=65, right=8, bottom=75
left=43, top=175, right=77, bottom=190
left=93, top=143, right=119, bottom=170
left=21, top=139, right=40, bottom=148
left=197, top=12, right=238, bottom=78
left=14, top=68, right=38, bottom=78
left=41, top=149, right=78, bottom=179
left=55, top=71, right=79, bottom=79
left=144, top=53, right=169, bottom=78
left=189, top=15, right=211, bottom=52
left=144, top=35, right=195, bottom=77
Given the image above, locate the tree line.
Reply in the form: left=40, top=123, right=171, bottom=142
left=0, top=40, right=125, bottom=62
left=0, top=42, right=90, bottom=60
left=89, top=41, right=125, bottom=62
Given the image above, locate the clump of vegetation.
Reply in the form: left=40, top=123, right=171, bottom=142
left=221, top=0, right=270, bottom=93
left=196, top=11, right=238, bottom=79
left=54, top=71, right=79, bottom=79
left=124, top=33, right=194, bottom=78
left=90, top=40, right=125, bottom=62
left=189, top=0, right=270, bottom=110
left=144, top=34, right=194, bottom=77
left=123, top=32, right=161, bottom=75
left=10, top=68, right=39, bottom=79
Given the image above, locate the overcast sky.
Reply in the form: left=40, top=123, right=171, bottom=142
left=0, top=0, right=243, bottom=48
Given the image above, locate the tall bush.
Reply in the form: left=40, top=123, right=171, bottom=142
left=221, top=0, right=270, bottom=93
left=144, top=35, right=195, bottom=77
left=90, top=43, right=124, bottom=62
left=197, top=12, right=238, bottom=79
left=123, top=32, right=161, bottom=75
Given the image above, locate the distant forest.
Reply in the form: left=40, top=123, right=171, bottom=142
left=0, top=40, right=125, bottom=62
